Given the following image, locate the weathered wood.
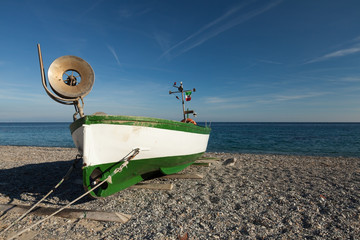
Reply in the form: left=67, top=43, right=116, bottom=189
left=192, top=162, right=211, bottom=167
left=198, top=157, right=219, bottom=160
left=0, top=204, right=131, bottom=223
left=16, top=230, right=38, bottom=240
left=129, top=182, right=174, bottom=190
left=195, top=159, right=218, bottom=164
left=161, top=173, right=203, bottom=179
left=114, top=212, right=132, bottom=223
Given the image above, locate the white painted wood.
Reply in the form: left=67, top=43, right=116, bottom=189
left=72, top=124, right=210, bottom=166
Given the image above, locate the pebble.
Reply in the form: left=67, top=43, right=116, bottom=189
left=0, top=146, right=359, bottom=239
left=223, top=157, right=237, bottom=166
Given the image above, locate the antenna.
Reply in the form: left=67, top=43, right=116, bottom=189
left=169, top=82, right=196, bottom=122
left=37, top=44, right=95, bottom=121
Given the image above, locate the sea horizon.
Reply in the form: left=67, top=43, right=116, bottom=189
left=1, top=122, right=360, bottom=157
left=1, top=121, right=360, bottom=123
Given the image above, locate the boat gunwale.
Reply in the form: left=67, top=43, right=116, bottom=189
left=70, top=115, right=211, bottom=135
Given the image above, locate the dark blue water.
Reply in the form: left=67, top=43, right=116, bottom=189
left=0, top=122, right=74, bottom=147
left=1, top=122, right=360, bottom=157
left=207, top=122, right=360, bottom=157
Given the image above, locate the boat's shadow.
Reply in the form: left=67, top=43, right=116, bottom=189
left=0, top=159, right=92, bottom=205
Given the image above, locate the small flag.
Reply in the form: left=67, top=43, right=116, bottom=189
left=185, top=91, right=192, bottom=101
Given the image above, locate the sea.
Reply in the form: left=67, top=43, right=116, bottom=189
left=0, top=122, right=360, bottom=157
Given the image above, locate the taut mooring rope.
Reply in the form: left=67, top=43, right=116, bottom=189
left=1, top=154, right=82, bottom=235
left=3, top=148, right=139, bottom=240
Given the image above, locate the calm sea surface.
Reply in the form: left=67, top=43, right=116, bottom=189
left=0, top=122, right=360, bottom=157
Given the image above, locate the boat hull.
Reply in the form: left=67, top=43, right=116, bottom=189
left=70, top=115, right=210, bottom=197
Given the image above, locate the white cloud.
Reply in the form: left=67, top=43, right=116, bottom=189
left=159, top=3, right=248, bottom=59
left=160, top=0, right=282, bottom=59
left=257, top=59, right=283, bottom=65
left=306, top=46, right=360, bottom=64
left=205, top=91, right=330, bottom=108
left=153, top=32, right=172, bottom=60
left=117, top=6, right=152, bottom=19
left=273, top=92, right=329, bottom=101
left=205, top=97, right=230, bottom=104
left=340, top=76, right=360, bottom=82
left=0, top=88, right=44, bottom=102
left=350, top=35, right=360, bottom=43
left=107, top=45, right=122, bottom=67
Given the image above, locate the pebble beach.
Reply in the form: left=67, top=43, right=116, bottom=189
left=0, top=146, right=359, bottom=239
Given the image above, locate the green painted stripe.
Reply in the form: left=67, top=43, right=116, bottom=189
left=69, top=117, right=85, bottom=134
left=70, top=115, right=211, bottom=135
left=83, top=152, right=204, bottom=198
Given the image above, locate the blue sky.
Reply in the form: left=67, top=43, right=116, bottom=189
left=1, top=0, right=360, bottom=122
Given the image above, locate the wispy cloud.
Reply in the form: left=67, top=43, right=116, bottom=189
left=306, top=46, right=360, bottom=64
left=0, top=88, right=44, bottom=101
left=254, top=91, right=331, bottom=104
left=272, top=92, right=330, bottom=102
left=203, top=96, right=251, bottom=110
left=78, top=0, right=104, bottom=18
left=257, top=59, right=283, bottom=65
left=205, top=91, right=329, bottom=108
left=160, top=0, right=282, bottom=59
left=205, top=97, right=230, bottom=104
left=339, top=76, right=360, bottom=82
left=306, top=34, right=360, bottom=64
left=107, top=45, right=122, bottom=67
left=118, top=7, right=152, bottom=19
left=153, top=32, right=172, bottom=59
left=159, top=3, right=249, bottom=59
left=348, top=35, right=360, bottom=43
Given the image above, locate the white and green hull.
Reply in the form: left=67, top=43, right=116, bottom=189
left=70, top=115, right=210, bottom=197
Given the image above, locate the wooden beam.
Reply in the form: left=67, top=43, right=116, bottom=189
left=14, top=230, right=38, bottom=240
left=198, top=157, right=219, bottom=160
left=195, top=159, right=218, bottom=164
left=192, top=162, right=211, bottom=167
left=0, top=204, right=131, bottom=223
left=129, top=182, right=174, bottom=190
left=161, top=173, right=203, bottom=179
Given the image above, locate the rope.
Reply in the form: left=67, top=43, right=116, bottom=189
left=1, top=154, right=81, bottom=235
left=5, top=148, right=140, bottom=240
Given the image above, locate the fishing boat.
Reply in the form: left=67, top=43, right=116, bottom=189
left=37, top=44, right=210, bottom=198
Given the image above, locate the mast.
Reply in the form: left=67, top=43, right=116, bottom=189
left=169, top=82, right=196, bottom=120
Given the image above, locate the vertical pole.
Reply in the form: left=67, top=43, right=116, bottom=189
left=180, top=82, right=186, bottom=120
left=37, top=44, right=47, bottom=88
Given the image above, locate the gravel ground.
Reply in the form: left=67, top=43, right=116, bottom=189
left=0, top=146, right=359, bottom=239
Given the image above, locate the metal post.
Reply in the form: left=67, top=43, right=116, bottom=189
left=37, top=44, right=77, bottom=105
left=180, top=82, right=186, bottom=120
